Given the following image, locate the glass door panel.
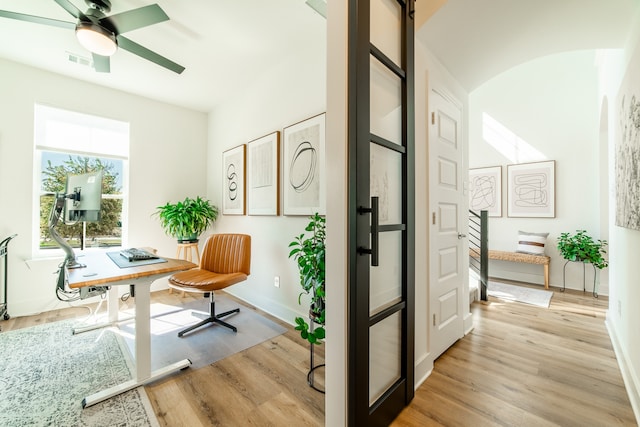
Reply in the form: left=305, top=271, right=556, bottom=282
left=370, top=142, right=403, bottom=225
left=369, top=311, right=402, bottom=405
left=370, top=231, right=402, bottom=315
left=371, top=0, right=402, bottom=65
left=370, top=55, right=402, bottom=145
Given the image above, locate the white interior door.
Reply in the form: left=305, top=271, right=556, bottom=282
left=429, top=88, right=465, bottom=359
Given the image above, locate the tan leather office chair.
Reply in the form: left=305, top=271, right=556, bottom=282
left=168, top=233, right=251, bottom=337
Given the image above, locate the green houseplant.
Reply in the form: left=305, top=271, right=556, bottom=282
left=288, top=213, right=325, bottom=345
left=557, top=230, right=608, bottom=269
left=154, top=196, right=219, bottom=242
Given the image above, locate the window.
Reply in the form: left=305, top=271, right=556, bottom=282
left=33, top=104, right=129, bottom=255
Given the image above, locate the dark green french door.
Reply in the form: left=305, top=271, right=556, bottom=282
left=348, top=0, right=415, bottom=425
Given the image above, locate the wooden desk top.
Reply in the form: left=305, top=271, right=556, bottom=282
left=67, top=252, right=196, bottom=289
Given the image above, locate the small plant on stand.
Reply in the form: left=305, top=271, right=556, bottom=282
left=557, top=229, right=608, bottom=269
left=557, top=229, right=608, bottom=297
left=154, top=196, right=218, bottom=242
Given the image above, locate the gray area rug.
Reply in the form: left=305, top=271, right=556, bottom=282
left=118, top=293, right=287, bottom=370
left=488, top=281, right=553, bottom=308
left=0, top=320, right=158, bottom=427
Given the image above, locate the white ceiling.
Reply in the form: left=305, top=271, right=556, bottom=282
left=418, top=0, right=640, bottom=92
left=1, top=1, right=638, bottom=113
left=0, top=0, right=326, bottom=112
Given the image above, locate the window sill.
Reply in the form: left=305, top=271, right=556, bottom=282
left=26, top=247, right=122, bottom=269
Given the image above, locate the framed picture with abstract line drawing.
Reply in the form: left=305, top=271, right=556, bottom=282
left=507, top=160, right=555, bottom=218
left=469, top=166, right=502, bottom=217
left=247, top=131, right=280, bottom=216
left=222, top=145, right=246, bottom=215
left=283, top=113, right=326, bottom=215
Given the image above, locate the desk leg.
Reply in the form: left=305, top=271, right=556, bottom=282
left=72, top=286, right=135, bottom=335
left=73, top=287, right=135, bottom=335
left=82, top=282, right=191, bottom=408
left=108, top=286, right=119, bottom=323
left=135, top=283, right=152, bottom=380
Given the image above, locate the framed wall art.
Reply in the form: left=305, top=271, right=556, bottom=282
left=615, top=41, right=640, bottom=230
left=283, top=113, right=326, bottom=215
left=468, top=166, right=502, bottom=217
left=247, top=131, right=280, bottom=216
left=222, top=144, right=246, bottom=215
left=507, top=160, right=555, bottom=218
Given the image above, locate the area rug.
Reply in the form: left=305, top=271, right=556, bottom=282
left=118, top=293, right=288, bottom=370
left=488, top=281, right=553, bottom=308
left=0, top=320, right=158, bottom=427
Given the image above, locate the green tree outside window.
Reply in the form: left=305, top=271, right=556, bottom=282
left=39, top=155, right=123, bottom=249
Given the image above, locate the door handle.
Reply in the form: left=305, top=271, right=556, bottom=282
left=358, top=196, right=379, bottom=266
left=458, top=233, right=467, bottom=239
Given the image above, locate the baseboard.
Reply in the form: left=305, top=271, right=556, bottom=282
left=223, top=289, right=298, bottom=327
left=464, top=311, right=474, bottom=335
left=606, top=316, right=640, bottom=425
left=414, top=352, right=433, bottom=390
left=490, top=267, right=545, bottom=287
left=490, top=265, right=610, bottom=296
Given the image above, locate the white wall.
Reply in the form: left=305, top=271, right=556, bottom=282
left=205, top=22, right=326, bottom=326
left=325, top=1, right=348, bottom=423
left=468, top=51, right=605, bottom=293
left=0, top=58, right=208, bottom=316
left=599, top=10, right=640, bottom=419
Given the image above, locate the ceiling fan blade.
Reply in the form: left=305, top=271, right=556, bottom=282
left=117, top=35, right=185, bottom=74
left=92, top=53, right=110, bottom=73
left=102, top=4, right=168, bottom=34
left=0, top=10, right=75, bottom=29
left=54, top=0, right=86, bottom=20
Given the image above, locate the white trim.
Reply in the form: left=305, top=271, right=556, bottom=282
left=34, top=103, right=129, bottom=157
left=606, top=316, right=640, bottom=424
left=414, top=353, right=433, bottom=390
left=464, top=312, right=474, bottom=335
left=31, top=104, right=130, bottom=258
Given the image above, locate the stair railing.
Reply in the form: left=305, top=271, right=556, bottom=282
left=468, top=210, right=488, bottom=301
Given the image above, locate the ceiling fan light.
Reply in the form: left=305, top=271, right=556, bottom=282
left=75, top=22, right=117, bottom=56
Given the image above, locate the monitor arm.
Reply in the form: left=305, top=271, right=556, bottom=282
left=48, top=192, right=85, bottom=269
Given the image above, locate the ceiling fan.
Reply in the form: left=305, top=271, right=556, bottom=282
left=0, top=0, right=185, bottom=74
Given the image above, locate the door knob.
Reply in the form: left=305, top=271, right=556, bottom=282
left=458, top=233, right=467, bottom=239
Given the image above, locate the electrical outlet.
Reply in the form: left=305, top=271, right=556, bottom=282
left=274, top=276, right=280, bottom=288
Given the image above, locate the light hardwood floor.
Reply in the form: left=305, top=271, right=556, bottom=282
left=143, top=291, right=325, bottom=427
left=1, top=290, right=326, bottom=427
left=3, top=285, right=636, bottom=426
left=392, top=284, right=637, bottom=426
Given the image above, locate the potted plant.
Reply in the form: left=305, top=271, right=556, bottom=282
left=288, top=213, right=325, bottom=345
left=556, top=229, right=608, bottom=269
left=154, top=196, right=219, bottom=242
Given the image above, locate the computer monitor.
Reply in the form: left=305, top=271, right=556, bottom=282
left=50, top=170, right=107, bottom=300
left=64, top=170, right=103, bottom=223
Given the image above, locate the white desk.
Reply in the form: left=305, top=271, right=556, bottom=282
left=66, top=251, right=196, bottom=408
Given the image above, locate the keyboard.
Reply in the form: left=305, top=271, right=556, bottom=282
left=119, top=248, right=159, bottom=262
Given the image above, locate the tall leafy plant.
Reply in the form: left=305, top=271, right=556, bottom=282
left=154, top=196, right=218, bottom=242
left=288, top=213, right=326, bottom=344
left=557, top=230, right=608, bottom=269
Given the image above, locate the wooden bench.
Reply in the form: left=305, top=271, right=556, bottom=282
left=470, top=249, right=550, bottom=289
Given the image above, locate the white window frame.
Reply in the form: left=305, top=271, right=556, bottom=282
left=32, top=104, right=130, bottom=259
